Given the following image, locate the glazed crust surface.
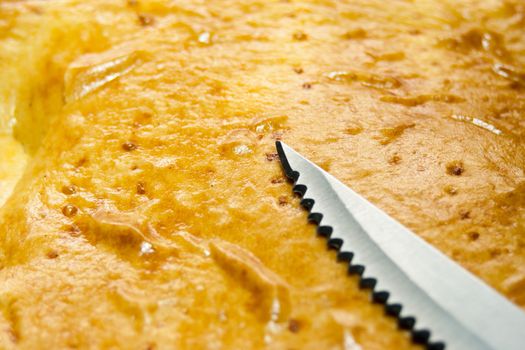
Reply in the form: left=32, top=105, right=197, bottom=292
left=0, top=0, right=524, bottom=349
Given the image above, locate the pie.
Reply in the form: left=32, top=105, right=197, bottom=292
left=0, top=0, right=524, bottom=349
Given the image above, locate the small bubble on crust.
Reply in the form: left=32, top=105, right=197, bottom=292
left=62, top=204, right=78, bottom=217
left=62, top=185, right=77, bottom=195
left=122, top=141, right=138, bottom=151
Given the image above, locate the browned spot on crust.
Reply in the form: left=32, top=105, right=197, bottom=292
left=444, top=185, right=458, bottom=195
left=288, top=318, right=301, bottom=333
left=138, top=14, right=155, bottom=27
left=293, top=32, right=308, bottom=41
left=468, top=232, right=480, bottom=241
left=46, top=250, right=59, bottom=259
left=75, top=157, right=88, bottom=167
left=137, top=181, right=146, bottom=194
left=388, top=154, right=402, bottom=165
left=459, top=210, right=470, bottom=219
left=67, top=224, right=82, bottom=237
left=446, top=161, right=464, bottom=176
left=266, top=153, right=279, bottom=161
left=271, top=177, right=285, bottom=184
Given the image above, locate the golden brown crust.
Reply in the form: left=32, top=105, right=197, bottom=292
left=0, top=0, right=524, bottom=349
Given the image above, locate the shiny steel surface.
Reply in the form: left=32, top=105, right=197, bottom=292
left=277, top=141, right=525, bottom=350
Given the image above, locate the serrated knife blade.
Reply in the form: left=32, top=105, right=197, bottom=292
left=276, top=141, right=525, bottom=350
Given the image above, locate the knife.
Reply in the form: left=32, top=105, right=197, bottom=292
left=275, top=141, right=525, bottom=350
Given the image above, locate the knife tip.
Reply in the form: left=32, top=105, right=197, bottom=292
left=275, top=141, right=297, bottom=181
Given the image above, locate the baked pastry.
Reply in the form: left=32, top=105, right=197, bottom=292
left=0, top=0, right=524, bottom=349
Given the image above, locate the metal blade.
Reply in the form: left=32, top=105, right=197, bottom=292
left=276, top=141, right=525, bottom=350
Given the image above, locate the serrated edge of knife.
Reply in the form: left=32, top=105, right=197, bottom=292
left=276, top=141, right=446, bottom=350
